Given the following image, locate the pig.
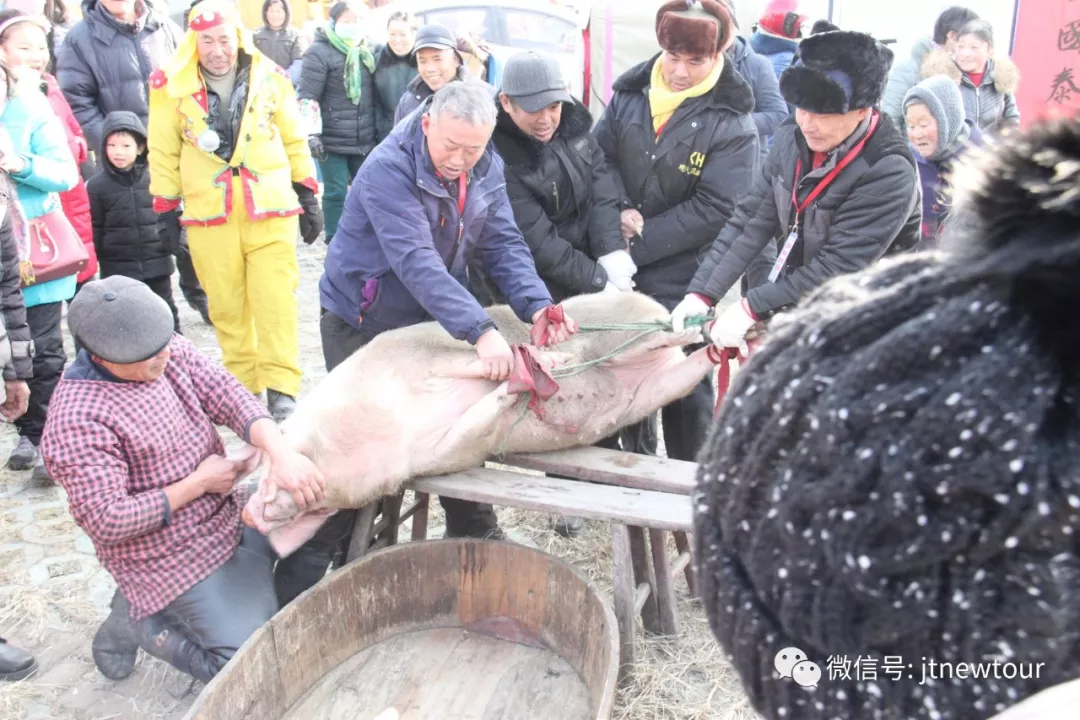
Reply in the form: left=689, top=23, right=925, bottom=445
left=240, top=291, right=717, bottom=555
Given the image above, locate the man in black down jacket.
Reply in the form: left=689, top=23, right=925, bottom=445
left=490, top=51, right=630, bottom=302
left=57, top=0, right=209, bottom=324
left=593, top=0, right=757, bottom=462
left=672, top=30, right=921, bottom=350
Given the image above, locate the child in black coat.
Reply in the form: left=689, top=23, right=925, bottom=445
left=86, top=111, right=180, bottom=332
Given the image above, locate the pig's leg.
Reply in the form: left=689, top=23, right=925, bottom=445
left=625, top=348, right=715, bottom=421
left=417, top=381, right=519, bottom=470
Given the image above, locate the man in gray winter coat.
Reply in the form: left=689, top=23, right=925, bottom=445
left=672, top=30, right=921, bottom=349
left=881, top=5, right=979, bottom=132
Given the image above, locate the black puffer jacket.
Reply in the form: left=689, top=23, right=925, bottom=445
left=593, top=54, right=759, bottom=308
left=689, top=114, right=921, bottom=318
left=55, top=0, right=181, bottom=149
left=490, top=99, right=624, bottom=302
left=298, top=28, right=378, bottom=157
left=86, top=111, right=174, bottom=281
left=0, top=194, right=33, bottom=381
left=373, top=44, right=417, bottom=141
left=393, top=64, right=470, bottom=125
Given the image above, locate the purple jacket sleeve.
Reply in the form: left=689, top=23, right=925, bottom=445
left=473, top=185, right=553, bottom=324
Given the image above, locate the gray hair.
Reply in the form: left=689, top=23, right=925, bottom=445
left=427, top=80, right=497, bottom=128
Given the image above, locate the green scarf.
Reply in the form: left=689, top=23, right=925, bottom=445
left=325, top=25, right=376, bottom=105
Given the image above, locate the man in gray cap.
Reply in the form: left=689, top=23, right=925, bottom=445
left=488, top=51, right=631, bottom=537
left=394, top=23, right=474, bottom=123
left=38, top=276, right=326, bottom=683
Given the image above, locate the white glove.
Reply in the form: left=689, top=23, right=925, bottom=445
left=602, top=281, right=621, bottom=293
left=670, top=294, right=711, bottom=332
left=597, top=250, right=637, bottom=292
left=708, top=299, right=757, bottom=354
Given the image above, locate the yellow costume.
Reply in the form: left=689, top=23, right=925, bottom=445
left=148, top=0, right=316, bottom=398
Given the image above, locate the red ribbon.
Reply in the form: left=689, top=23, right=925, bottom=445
left=530, top=304, right=566, bottom=347
left=708, top=339, right=761, bottom=418
left=507, top=345, right=560, bottom=419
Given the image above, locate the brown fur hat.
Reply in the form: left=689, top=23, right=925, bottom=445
left=655, top=0, right=733, bottom=58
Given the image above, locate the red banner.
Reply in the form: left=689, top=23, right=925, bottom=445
left=1013, top=0, right=1080, bottom=127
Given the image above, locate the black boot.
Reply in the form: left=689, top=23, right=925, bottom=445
left=91, top=591, right=139, bottom=680
left=0, top=638, right=37, bottom=681
left=134, top=614, right=219, bottom=683
left=267, top=390, right=297, bottom=423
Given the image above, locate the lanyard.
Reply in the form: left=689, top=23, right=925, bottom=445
left=769, top=112, right=880, bottom=282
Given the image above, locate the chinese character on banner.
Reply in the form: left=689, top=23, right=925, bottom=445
left=1013, top=0, right=1080, bottom=127
left=827, top=655, right=853, bottom=681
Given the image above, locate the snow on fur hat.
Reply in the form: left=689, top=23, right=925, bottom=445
left=780, top=30, right=892, bottom=113
left=693, top=118, right=1080, bottom=720
left=656, top=0, right=734, bottom=58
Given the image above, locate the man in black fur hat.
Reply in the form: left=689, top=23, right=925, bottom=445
left=671, top=30, right=921, bottom=351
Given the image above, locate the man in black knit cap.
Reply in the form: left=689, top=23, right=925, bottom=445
left=693, top=118, right=1080, bottom=719
left=670, top=29, right=921, bottom=351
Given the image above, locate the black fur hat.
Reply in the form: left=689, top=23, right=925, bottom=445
left=694, top=118, right=1080, bottom=720
left=779, top=30, right=892, bottom=113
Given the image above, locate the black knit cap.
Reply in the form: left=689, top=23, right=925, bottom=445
left=68, top=276, right=175, bottom=364
left=694, top=118, right=1080, bottom=720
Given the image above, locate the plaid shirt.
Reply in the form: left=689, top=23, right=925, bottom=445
left=40, top=336, right=272, bottom=620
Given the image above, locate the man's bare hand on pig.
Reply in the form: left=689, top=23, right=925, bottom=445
left=249, top=417, right=327, bottom=511
left=195, top=454, right=248, bottom=495
left=476, top=329, right=515, bottom=381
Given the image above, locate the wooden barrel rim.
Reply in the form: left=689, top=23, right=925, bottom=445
left=185, top=538, right=620, bottom=720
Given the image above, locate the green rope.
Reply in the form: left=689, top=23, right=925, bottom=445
left=492, top=313, right=713, bottom=456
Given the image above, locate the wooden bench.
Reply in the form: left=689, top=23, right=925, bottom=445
left=346, top=448, right=699, bottom=673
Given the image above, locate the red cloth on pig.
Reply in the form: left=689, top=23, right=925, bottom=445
left=530, top=304, right=565, bottom=347
left=39, top=335, right=272, bottom=621
left=508, top=344, right=560, bottom=417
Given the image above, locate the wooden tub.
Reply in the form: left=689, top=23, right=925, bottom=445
left=183, top=539, right=620, bottom=720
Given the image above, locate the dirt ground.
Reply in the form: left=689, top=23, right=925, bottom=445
left=0, top=240, right=759, bottom=720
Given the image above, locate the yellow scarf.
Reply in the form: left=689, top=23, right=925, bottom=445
left=648, top=55, right=724, bottom=134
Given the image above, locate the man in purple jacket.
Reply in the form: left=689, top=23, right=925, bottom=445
left=291, top=79, right=576, bottom=604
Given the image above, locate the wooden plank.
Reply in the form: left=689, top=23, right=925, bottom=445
left=375, top=493, right=403, bottom=548
left=280, top=628, right=593, bottom=720
left=411, top=493, right=429, bottom=540
left=610, top=524, right=636, bottom=677
left=648, top=529, right=679, bottom=636
left=410, top=468, right=692, bottom=532
left=672, top=531, right=697, bottom=597
left=346, top=503, right=378, bottom=563
left=671, top=551, right=691, bottom=578
left=627, top=527, right=659, bottom=634
left=502, top=448, right=697, bottom=496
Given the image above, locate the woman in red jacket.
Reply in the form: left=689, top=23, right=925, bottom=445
left=0, top=11, right=97, bottom=287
